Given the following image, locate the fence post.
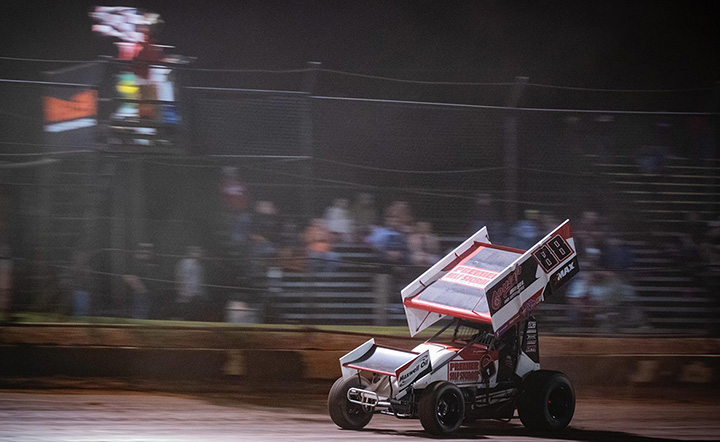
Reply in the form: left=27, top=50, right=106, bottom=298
left=373, top=273, right=391, bottom=326
left=109, top=160, right=126, bottom=316
left=265, top=266, right=283, bottom=324
left=503, top=76, right=528, bottom=224
left=301, top=61, right=320, bottom=220
left=129, top=157, right=145, bottom=247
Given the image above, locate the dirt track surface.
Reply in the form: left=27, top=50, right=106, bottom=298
left=1, top=390, right=719, bottom=441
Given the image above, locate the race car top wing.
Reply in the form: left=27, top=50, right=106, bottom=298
left=401, top=220, right=578, bottom=337
left=401, top=227, right=491, bottom=336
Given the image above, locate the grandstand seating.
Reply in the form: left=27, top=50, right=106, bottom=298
left=270, top=244, right=406, bottom=325
left=273, top=154, right=720, bottom=335
left=583, top=155, right=719, bottom=334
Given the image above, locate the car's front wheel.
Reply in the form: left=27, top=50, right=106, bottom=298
left=328, top=376, right=373, bottom=430
left=418, top=381, right=466, bottom=436
left=517, top=370, right=575, bottom=431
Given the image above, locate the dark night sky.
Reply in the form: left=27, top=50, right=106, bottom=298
left=0, top=0, right=718, bottom=235
left=1, top=0, right=719, bottom=146
left=1, top=0, right=718, bottom=87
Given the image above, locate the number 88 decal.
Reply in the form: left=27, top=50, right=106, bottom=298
left=532, top=235, right=573, bottom=272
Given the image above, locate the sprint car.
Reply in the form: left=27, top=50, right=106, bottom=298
left=328, top=220, right=579, bottom=436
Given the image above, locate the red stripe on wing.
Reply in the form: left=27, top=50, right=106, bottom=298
left=403, top=297, right=492, bottom=324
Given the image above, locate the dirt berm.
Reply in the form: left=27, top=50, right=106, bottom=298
left=0, top=324, right=717, bottom=392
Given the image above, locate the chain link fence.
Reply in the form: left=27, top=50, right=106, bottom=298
left=1, top=66, right=718, bottom=333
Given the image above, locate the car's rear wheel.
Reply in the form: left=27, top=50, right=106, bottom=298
left=418, top=381, right=466, bottom=436
left=328, top=376, right=373, bottom=430
left=517, top=370, right=575, bottom=431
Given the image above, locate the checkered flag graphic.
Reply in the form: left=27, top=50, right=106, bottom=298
left=89, top=6, right=160, bottom=43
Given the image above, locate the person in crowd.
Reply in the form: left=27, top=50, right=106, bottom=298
left=600, top=232, right=635, bottom=271
left=565, top=263, right=595, bottom=330
left=367, top=206, right=410, bottom=266
left=384, top=228, right=410, bottom=266
left=219, top=166, right=251, bottom=246
left=636, top=121, right=671, bottom=174
left=249, top=229, right=278, bottom=276
left=351, top=193, right=377, bottom=243
left=538, top=211, right=561, bottom=236
left=324, top=198, right=353, bottom=243
left=366, top=219, right=391, bottom=250
left=574, top=211, right=604, bottom=262
left=373, top=207, right=412, bottom=315
left=175, top=246, right=205, bottom=321
left=252, top=201, right=280, bottom=246
left=276, top=220, right=305, bottom=272
left=567, top=263, right=641, bottom=333
left=509, top=209, right=541, bottom=250
left=69, top=250, right=93, bottom=317
left=248, top=201, right=280, bottom=279
left=593, top=270, right=642, bottom=333
left=304, top=218, right=339, bottom=273
left=123, top=243, right=160, bottom=319
left=408, top=221, right=441, bottom=267
left=387, top=201, right=414, bottom=234
left=469, top=192, right=504, bottom=242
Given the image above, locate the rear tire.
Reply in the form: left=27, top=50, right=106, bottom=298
left=328, top=376, right=373, bottom=430
left=418, top=381, right=466, bottom=436
left=517, top=370, right=575, bottom=431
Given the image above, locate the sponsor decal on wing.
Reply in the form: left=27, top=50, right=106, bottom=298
left=550, top=256, right=580, bottom=289
left=440, top=265, right=498, bottom=290
left=395, top=351, right=432, bottom=391
left=487, top=260, right=539, bottom=316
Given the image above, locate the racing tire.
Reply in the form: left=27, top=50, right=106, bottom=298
left=517, top=370, right=575, bottom=432
left=328, top=376, right=373, bottom=430
left=418, top=381, right=466, bottom=436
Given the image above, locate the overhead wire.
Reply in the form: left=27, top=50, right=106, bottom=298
left=239, top=162, right=565, bottom=206
left=318, top=68, right=517, bottom=86
left=0, top=78, right=96, bottom=88
left=312, top=158, right=504, bottom=174
left=0, top=56, right=714, bottom=92
left=523, top=82, right=713, bottom=93
left=0, top=74, right=713, bottom=114
left=0, top=56, right=90, bottom=63
left=311, top=95, right=717, bottom=116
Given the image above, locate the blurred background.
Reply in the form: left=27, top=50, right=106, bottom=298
left=1, top=0, right=718, bottom=336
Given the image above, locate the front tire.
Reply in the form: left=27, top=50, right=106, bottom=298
left=418, top=381, right=466, bottom=436
left=328, top=376, right=373, bottom=430
left=517, top=370, right=575, bottom=431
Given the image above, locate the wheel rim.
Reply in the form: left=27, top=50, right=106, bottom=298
left=436, top=389, right=463, bottom=428
left=346, top=400, right=369, bottom=421
left=547, top=386, right=571, bottom=421
left=344, top=382, right=370, bottom=423
left=347, top=403, right=363, bottom=417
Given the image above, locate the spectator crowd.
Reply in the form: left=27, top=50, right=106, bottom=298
left=1, top=165, right=718, bottom=335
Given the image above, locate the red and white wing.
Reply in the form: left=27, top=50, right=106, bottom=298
left=401, top=227, right=493, bottom=336
left=401, top=221, right=579, bottom=337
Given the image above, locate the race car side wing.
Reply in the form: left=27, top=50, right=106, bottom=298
left=485, top=219, right=578, bottom=335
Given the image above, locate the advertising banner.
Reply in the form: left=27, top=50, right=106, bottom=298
left=43, top=62, right=104, bottom=149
